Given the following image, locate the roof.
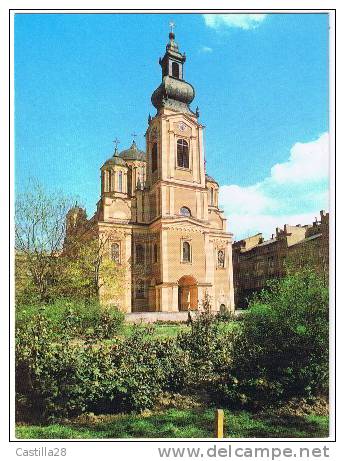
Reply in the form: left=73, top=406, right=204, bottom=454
left=205, top=174, right=219, bottom=185
left=103, top=153, right=127, bottom=167
left=257, top=238, right=277, bottom=247
left=289, top=233, right=322, bottom=247
left=120, top=141, right=146, bottom=162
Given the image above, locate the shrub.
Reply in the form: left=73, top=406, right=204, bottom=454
left=16, top=320, right=191, bottom=421
left=178, top=307, right=233, bottom=388
left=214, top=309, right=236, bottom=323
left=217, top=268, right=329, bottom=408
left=16, top=299, right=124, bottom=340
left=16, top=311, right=89, bottom=421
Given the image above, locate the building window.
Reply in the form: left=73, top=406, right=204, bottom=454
left=180, top=206, right=191, bottom=217
left=110, top=171, right=115, bottom=191
left=172, top=61, right=179, bottom=79
left=177, top=139, right=189, bottom=169
left=152, top=142, right=158, bottom=172
left=136, top=280, right=145, bottom=299
left=111, top=243, right=120, bottom=263
left=153, top=243, right=158, bottom=263
left=218, top=250, right=225, bottom=268
left=149, top=193, right=157, bottom=220
left=182, top=241, right=191, bottom=263
left=105, top=170, right=111, bottom=192
left=219, top=303, right=226, bottom=313
left=136, top=244, right=144, bottom=264
left=118, top=171, right=123, bottom=192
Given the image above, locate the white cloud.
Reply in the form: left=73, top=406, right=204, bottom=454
left=200, top=46, right=213, bottom=53
left=228, top=212, right=324, bottom=241
left=219, top=184, right=276, bottom=214
left=218, top=133, right=329, bottom=240
left=203, top=14, right=267, bottom=30
left=271, top=132, right=329, bottom=183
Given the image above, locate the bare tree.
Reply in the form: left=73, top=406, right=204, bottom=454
left=15, top=180, right=74, bottom=302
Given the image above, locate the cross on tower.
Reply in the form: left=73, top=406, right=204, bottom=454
left=169, top=21, right=175, bottom=33
left=112, top=137, right=120, bottom=149
left=131, top=132, right=138, bottom=142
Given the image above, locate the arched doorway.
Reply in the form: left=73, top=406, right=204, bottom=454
left=178, top=275, right=198, bottom=311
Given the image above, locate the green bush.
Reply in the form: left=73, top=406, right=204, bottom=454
left=16, top=320, right=191, bottom=421
left=15, top=268, right=329, bottom=420
left=16, top=299, right=124, bottom=340
left=177, top=309, right=233, bottom=388
left=217, top=268, right=329, bottom=408
left=16, top=311, right=88, bottom=421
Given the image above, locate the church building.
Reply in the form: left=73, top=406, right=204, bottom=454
left=67, top=29, right=235, bottom=313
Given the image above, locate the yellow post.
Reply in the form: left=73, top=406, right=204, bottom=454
left=214, top=409, right=224, bottom=438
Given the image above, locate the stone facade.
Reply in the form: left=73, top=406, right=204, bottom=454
left=232, top=211, right=329, bottom=308
left=66, top=31, right=235, bottom=313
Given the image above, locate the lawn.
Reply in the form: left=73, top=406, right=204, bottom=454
left=120, top=320, right=238, bottom=340
left=121, top=323, right=190, bottom=339
left=15, top=409, right=328, bottom=439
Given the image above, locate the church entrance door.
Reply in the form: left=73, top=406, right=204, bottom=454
left=178, top=275, right=198, bottom=311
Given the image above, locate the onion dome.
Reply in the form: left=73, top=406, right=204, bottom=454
left=120, top=140, right=146, bottom=162
left=151, top=76, right=195, bottom=112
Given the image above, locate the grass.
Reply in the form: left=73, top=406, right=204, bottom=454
left=121, top=323, right=190, bottom=339
left=120, top=321, right=238, bottom=340
left=15, top=409, right=329, bottom=439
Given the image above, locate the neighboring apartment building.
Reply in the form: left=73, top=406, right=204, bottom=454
left=65, top=30, right=235, bottom=313
left=232, top=211, right=329, bottom=308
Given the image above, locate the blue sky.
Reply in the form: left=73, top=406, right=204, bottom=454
left=15, top=13, right=329, bottom=239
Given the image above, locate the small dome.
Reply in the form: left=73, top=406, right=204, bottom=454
left=103, top=153, right=127, bottom=167
left=120, top=140, right=146, bottom=162
left=206, top=174, right=219, bottom=186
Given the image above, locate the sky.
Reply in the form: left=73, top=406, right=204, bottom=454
left=14, top=13, right=329, bottom=240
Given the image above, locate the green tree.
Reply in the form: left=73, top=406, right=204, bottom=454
left=219, top=267, right=329, bottom=407
left=60, top=234, right=126, bottom=304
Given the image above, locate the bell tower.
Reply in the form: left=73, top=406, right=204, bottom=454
left=159, top=22, right=185, bottom=81
left=146, top=28, right=207, bottom=221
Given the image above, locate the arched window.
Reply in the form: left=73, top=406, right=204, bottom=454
left=153, top=243, right=158, bottom=263
left=110, top=171, right=115, bottom=191
left=102, top=171, right=107, bottom=192
left=177, top=139, right=189, bottom=169
left=136, top=244, right=144, bottom=264
left=136, top=280, right=145, bottom=299
left=141, top=166, right=145, bottom=189
left=180, top=206, right=191, bottom=217
left=172, top=61, right=179, bottom=79
left=210, top=188, right=214, bottom=206
left=152, top=142, right=158, bottom=172
left=105, top=170, right=111, bottom=192
left=118, top=171, right=123, bottom=192
left=111, top=243, right=120, bottom=263
left=182, top=241, right=191, bottom=263
left=218, top=250, right=225, bottom=268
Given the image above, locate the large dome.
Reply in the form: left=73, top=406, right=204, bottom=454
left=120, top=141, right=146, bottom=162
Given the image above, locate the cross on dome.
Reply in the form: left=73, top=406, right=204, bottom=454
left=112, top=137, right=120, bottom=154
